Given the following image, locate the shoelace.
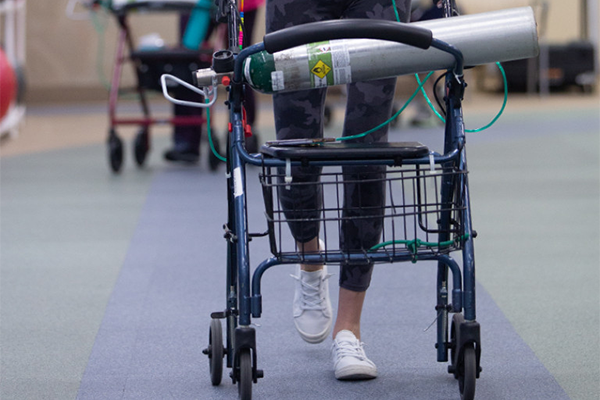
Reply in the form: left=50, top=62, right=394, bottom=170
left=332, top=338, right=368, bottom=363
left=291, top=273, right=333, bottom=311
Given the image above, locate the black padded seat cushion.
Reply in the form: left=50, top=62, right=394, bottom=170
left=260, top=141, right=429, bottom=162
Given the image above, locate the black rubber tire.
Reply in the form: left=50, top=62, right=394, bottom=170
left=459, top=344, right=477, bottom=400
left=238, top=349, right=252, bottom=400
left=208, top=130, right=222, bottom=171
left=108, top=131, right=123, bottom=173
left=133, top=127, right=149, bottom=167
left=209, top=319, right=224, bottom=386
left=450, top=315, right=459, bottom=377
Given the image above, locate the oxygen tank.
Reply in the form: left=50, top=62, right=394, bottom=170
left=241, top=7, right=539, bottom=94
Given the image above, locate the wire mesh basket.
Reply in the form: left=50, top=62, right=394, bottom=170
left=260, top=164, right=468, bottom=265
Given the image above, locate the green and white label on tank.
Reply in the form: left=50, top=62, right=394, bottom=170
left=307, top=40, right=352, bottom=88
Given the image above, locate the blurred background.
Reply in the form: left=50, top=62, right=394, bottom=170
left=1, top=0, right=598, bottom=154
left=0, top=0, right=597, bottom=157
left=0, top=0, right=597, bottom=149
left=9, top=1, right=600, bottom=101
left=0, top=1, right=598, bottom=104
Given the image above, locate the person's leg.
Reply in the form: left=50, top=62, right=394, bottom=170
left=296, top=237, right=321, bottom=272
left=272, top=84, right=334, bottom=344
left=267, top=0, right=352, bottom=261
left=330, top=77, right=394, bottom=379
left=333, top=0, right=412, bottom=341
left=266, top=0, right=345, bottom=344
left=330, top=0, right=412, bottom=381
left=333, top=288, right=366, bottom=339
left=267, top=0, right=358, bottom=261
left=164, top=13, right=207, bottom=163
left=334, top=77, right=396, bottom=339
left=165, top=102, right=202, bottom=163
left=267, top=0, right=338, bottom=254
left=266, top=0, right=336, bottom=251
left=272, top=88, right=326, bottom=253
left=273, top=88, right=336, bottom=344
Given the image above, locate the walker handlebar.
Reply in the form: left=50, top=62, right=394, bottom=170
left=262, top=19, right=433, bottom=54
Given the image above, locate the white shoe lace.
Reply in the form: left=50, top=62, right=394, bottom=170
left=332, top=338, right=369, bottom=364
left=291, top=272, right=332, bottom=311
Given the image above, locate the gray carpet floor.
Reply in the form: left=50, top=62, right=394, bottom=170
left=1, top=100, right=598, bottom=400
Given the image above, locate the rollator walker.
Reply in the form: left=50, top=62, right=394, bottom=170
left=160, top=1, right=539, bottom=399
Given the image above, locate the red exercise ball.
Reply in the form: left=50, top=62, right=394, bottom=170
left=0, top=48, right=17, bottom=120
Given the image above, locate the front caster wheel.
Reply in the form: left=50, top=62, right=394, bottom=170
left=459, top=344, right=477, bottom=400
left=238, top=349, right=252, bottom=400
left=450, top=313, right=480, bottom=400
left=208, top=319, right=224, bottom=386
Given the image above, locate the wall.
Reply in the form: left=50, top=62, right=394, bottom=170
left=22, top=0, right=181, bottom=102
left=14, top=0, right=599, bottom=103
left=459, top=0, right=583, bottom=42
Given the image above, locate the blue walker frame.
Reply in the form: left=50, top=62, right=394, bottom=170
left=204, top=1, right=482, bottom=398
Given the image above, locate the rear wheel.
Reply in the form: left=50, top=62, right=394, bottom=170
left=108, top=130, right=123, bottom=173
left=208, top=319, right=223, bottom=386
left=133, top=127, right=150, bottom=167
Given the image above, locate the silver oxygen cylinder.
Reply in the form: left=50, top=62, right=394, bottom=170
left=240, top=7, right=539, bottom=94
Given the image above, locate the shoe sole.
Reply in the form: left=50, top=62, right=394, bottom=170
left=335, top=366, right=378, bottom=380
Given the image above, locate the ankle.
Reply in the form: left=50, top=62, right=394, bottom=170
left=301, top=264, right=324, bottom=272
left=334, top=328, right=361, bottom=341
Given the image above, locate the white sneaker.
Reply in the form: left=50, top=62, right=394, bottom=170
left=291, top=264, right=333, bottom=344
left=331, top=330, right=378, bottom=380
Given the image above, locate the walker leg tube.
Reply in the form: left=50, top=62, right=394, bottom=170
left=436, top=263, right=449, bottom=362
left=444, top=74, right=476, bottom=322
left=230, top=114, right=252, bottom=327
left=119, top=15, right=151, bottom=119
left=225, top=179, right=238, bottom=369
left=435, top=96, right=460, bottom=362
left=436, top=255, right=462, bottom=362
left=459, top=160, right=476, bottom=322
left=108, top=26, right=127, bottom=126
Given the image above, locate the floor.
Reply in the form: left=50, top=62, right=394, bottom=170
left=1, top=89, right=599, bottom=400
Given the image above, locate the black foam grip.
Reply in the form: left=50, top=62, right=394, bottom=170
left=263, top=19, right=433, bottom=54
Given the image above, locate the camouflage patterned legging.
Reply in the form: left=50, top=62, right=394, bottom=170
left=266, top=0, right=412, bottom=292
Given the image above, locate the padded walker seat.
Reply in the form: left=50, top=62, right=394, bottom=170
left=261, top=140, right=430, bottom=163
